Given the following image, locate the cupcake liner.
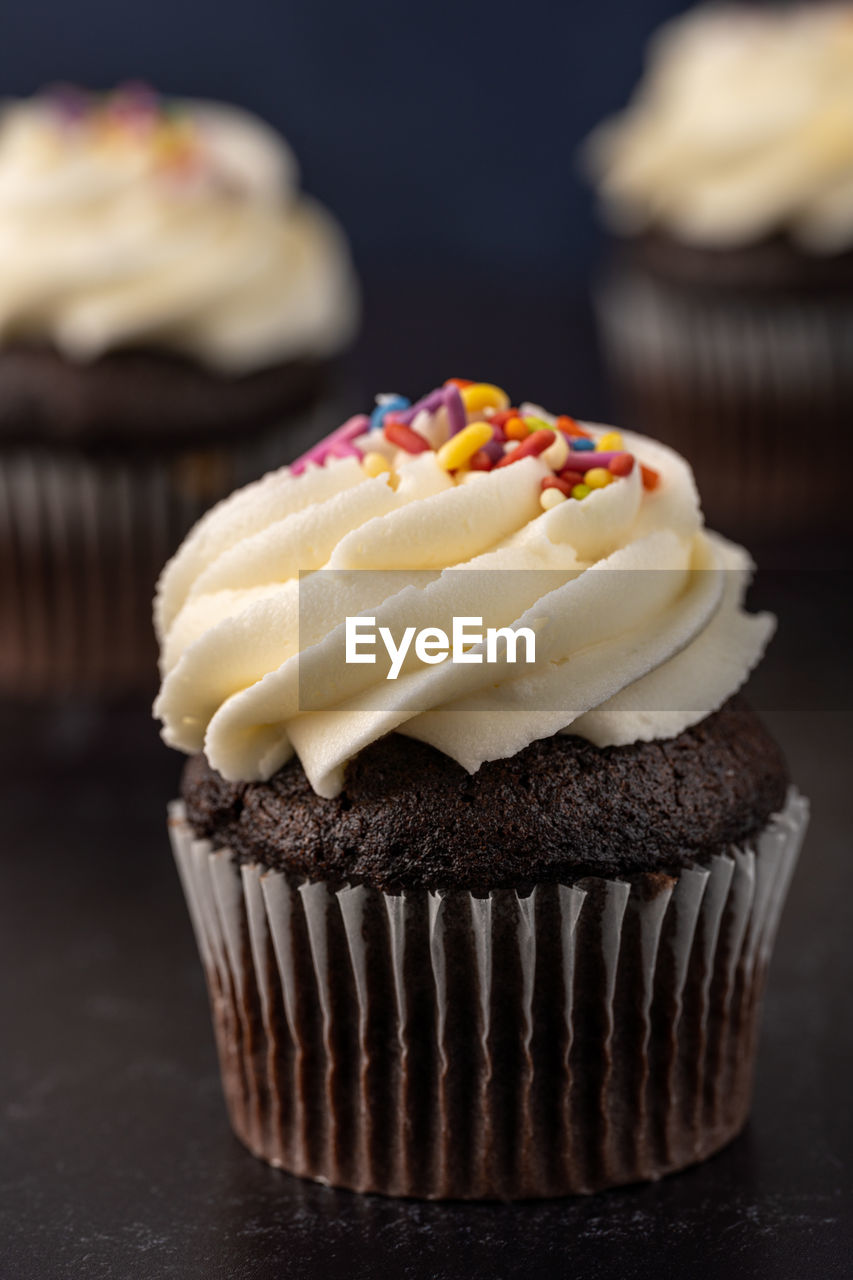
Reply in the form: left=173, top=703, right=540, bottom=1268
left=169, top=787, right=808, bottom=1199
left=596, top=267, right=853, bottom=537
left=0, top=401, right=330, bottom=697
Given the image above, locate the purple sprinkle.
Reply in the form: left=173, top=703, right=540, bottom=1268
left=481, top=438, right=505, bottom=464
left=47, top=83, right=90, bottom=122
left=396, top=387, right=446, bottom=425
left=563, top=451, right=631, bottom=471
left=443, top=385, right=466, bottom=436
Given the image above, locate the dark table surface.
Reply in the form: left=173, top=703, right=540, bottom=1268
left=1, top=292, right=852, bottom=1279
left=2, top=574, right=851, bottom=1280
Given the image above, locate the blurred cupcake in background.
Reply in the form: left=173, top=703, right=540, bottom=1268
left=585, top=2, right=853, bottom=541
left=0, top=84, right=358, bottom=696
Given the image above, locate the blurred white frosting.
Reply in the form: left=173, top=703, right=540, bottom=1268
left=154, top=405, right=773, bottom=798
left=0, top=87, right=359, bottom=370
left=586, top=3, right=853, bottom=252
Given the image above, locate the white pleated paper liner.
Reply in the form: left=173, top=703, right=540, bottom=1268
left=596, top=266, right=853, bottom=538
left=0, top=405, right=323, bottom=697
left=169, top=787, right=808, bottom=1200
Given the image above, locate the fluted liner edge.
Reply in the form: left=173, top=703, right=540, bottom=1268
left=169, top=787, right=807, bottom=1199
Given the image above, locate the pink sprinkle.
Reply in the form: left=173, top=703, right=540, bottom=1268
left=326, top=441, right=362, bottom=461
left=336, top=415, right=371, bottom=442
left=290, top=414, right=369, bottom=475
left=562, top=451, right=632, bottom=472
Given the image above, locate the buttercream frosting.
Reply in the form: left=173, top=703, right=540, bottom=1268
left=154, top=387, right=774, bottom=797
left=586, top=3, right=853, bottom=252
left=0, top=86, right=358, bottom=370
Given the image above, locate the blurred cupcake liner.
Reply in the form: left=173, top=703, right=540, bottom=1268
left=0, top=401, right=333, bottom=698
left=169, top=788, right=808, bottom=1200
left=596, top=267, right=853, bottom=538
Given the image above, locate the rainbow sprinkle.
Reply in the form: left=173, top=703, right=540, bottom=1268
left=46, top=83, right=204, bottom=179
left=289, top=382, right=661, bottom=508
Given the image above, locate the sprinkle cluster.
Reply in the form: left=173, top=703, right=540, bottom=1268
left=291, top=379, right=660, bottom=508
left=47, top=83, right=201, bottom=177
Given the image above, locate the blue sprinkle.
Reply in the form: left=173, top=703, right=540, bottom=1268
left=570, top=437, right=594, bottom=451
left=371, top=394, right=410, bottom=431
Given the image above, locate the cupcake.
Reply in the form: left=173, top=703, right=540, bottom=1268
left=0, top=84, right=358, bottom=696
left=156, top=380, right=807, bottom=1198
left=585, top=2, right=853, bottom=540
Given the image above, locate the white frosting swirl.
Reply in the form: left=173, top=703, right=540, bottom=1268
left=586, top=3, right=853, bottom=252
left=154, top=407, right=774, bottom=797
left=0, top=90, right=358, bottom=370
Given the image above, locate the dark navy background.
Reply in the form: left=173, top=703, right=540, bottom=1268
left=0, top=0, right=692, bottom=412
left=2, top=8, right=853, bottom=1280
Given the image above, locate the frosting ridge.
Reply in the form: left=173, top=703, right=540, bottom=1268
left=154, top=383, right=774, bottom=797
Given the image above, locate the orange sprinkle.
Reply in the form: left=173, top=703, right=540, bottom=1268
left=384, top=418, right=431, bottom=454
left=495, top=429, right=555, bottom=468
left=608, top=453, right=635, bottom=477
left=444, top=377, right=474, bottom=389
left=504, top=417, right=529, bottom=440
left=640, top=463, right=661, bottom=491
left=557, top=415, right=591, bottom=439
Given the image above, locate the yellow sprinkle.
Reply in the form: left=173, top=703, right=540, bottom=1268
left=539, top=487, right=567, bottom=511
left=460, top=383, right=510, bottom=415
left=597, top=430, right=624, bottom=451
left=571, top=483, right=591, bottom=500
left=584, top=467, right=613, bottom=489
left=542, top=431, right=569, bottom=471
left=361, top=451, right=392, bottom=478
left=436, top=421, right=493, bottom=471
left=523, top=416, right=551, bottom=432
left=152, top=118, right=197, bottom=165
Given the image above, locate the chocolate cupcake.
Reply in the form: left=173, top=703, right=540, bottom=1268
left=585, top=2, right=853, bottom=540
left=0, top=85, right=358, bottom=695
left=156, top=379, right=808, bottom=1198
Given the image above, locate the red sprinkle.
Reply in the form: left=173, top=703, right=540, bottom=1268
left=495, top=429, right=556, bottom=468
left=469, top=450, right=494, bottom=471
left=557, top=415, right=591, bottom=439
left=541, top=475, right=574, bottom=497
left=444, top=377, right=474, bottom=389
left=608, top=453, right=635, bottom=477
left=640, top=463, right=661, bottom=491
left=384, top=418, right=431, bottom=454
left=488, top=409, right=520, bottom=428
left=559, top=469, right=586, bottom=489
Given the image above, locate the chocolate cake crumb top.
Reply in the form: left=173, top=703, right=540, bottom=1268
left=180, top=696, right=788, bottom=892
